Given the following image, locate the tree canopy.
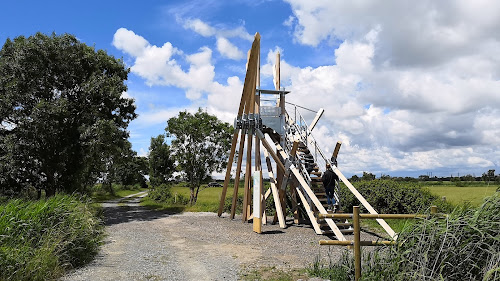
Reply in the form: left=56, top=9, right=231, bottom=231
left=0, top=32, right=136, bottom=196
left=166, top=108, right=232, bottom=204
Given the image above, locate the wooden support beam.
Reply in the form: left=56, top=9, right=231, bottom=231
left=294, top=186, right=322, bottom=234
left=255, top=129, right=285, bottom=173
left=230, top=130, right=246, bottom=219
left=218, top=32, right=261, bottom=217
left=308, top=108, right=324, bottom=132
left=263, top=148, right=286, bottom=228
left=242, top=132, right=253, bottom=222
left=332, top=141, right=342, bottom=160
left=333, top=167, right=397, bottom=240
left=274, top=51, right=280, bottom=91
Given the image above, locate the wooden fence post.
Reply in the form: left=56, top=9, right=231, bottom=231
left=353, top=206, right=361, bottom=281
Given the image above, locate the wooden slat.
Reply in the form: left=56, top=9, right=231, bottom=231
left=230, top=130, right=246, bottom=219
left=255, top=129, right=285, bottom=173
left=263, top=148, right=286, bottom=228
left=333, top=167, right=397, bottom=240
left=308, top=108, right=324, bottom=132
left=295, top=186, right=322, bottom=234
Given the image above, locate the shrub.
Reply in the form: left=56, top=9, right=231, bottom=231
left=339, top=179, right=453, bottom=214
left=223, top=194, right=244, bottom=214
left=148, top=184, right=188, bottom=205
left=0, top=194, right=103, bottom=280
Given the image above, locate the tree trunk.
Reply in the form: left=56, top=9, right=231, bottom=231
left=189, top=188, right=195, bottom=205
left=194, top=186, right=201, bottom=203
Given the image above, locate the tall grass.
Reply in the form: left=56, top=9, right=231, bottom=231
left=308, top=192, right=500, bottom=280
left=0, top=194, right=103, bottom=281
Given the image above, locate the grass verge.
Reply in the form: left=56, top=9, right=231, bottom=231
left=0, top=194, right=104, bottom=281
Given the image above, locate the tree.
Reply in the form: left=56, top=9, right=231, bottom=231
left=148, top=134, right=175, bottom=187
left=0, top=33, right=136, bottom=196
left=482, top=169, right=495, bottom=186
left=350, top=175, right=360, bottom=182
left=111, top=140, right=148, bottom=188
left=166, top=109, right=233, bottom=204
left=361, top=172, right=376, bottom=181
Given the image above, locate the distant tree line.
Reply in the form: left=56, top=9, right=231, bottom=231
left=349, top=169, right=500, bottom=186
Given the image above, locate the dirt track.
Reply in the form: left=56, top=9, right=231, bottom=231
left=62, top=192, right=375, bottom=280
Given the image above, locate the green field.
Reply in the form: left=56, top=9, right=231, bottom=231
left=424, top=184, right=498, bottom=206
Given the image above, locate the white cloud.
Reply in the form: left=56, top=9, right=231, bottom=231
left=183, top=18, right=216, bottom=37
left=183, top=18, right=253, bottom=41
left=113, top=28, right=217, bottom=101
left=112, top=28, right=149, bottom=57
left=216, top=37, right=244, bottom=60
left=180, top=18, right=252, bottom=60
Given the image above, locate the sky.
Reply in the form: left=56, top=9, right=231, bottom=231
left=1, top=0, right=500, bottom=178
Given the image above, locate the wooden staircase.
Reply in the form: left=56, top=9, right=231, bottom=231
left=296, top=142, right=353, bottom=235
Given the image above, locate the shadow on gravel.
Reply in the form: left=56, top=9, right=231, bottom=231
left=261, top=230, right=285, bottom=235
left=102, top=203, right=183, bottom=226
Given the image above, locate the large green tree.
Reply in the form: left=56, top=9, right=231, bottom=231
left=166, top=109, right=232, bottom=204
left=148, top=134, right=175, bottom=187
left=0, top=32, right=136, bottom=196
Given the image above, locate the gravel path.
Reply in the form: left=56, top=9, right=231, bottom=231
left=62, top=192, right=377, bottom=281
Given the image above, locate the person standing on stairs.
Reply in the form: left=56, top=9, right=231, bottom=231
left=322, top=161, right=339, bottom=212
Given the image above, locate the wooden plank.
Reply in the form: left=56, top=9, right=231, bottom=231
left=263, top=148, right=286, bottom=228
left=295, top=186, right=322, bottom=234
left=253, top=168, right=262, bottom=233
left=333, top=167, right=397, bottom=240
left=274, top=51, right=280, bottom=91
left=264, top=187, right=271, bottom=199
left=332, top=141, right=342, bottom=159
left=230, top=129, right=246, bottom=219
left=308, top=108, right=324, bottom=132
left=242, top=132, right=253, bottom=222
left=255, top=129, right=285, bottom=173
left=218, top=33, right=260, bottom=217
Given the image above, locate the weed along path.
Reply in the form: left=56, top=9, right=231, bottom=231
left=62, top=191, right=375, bottom=280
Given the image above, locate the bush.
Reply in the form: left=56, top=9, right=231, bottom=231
left=223, top=193, right=244, bottom=214
left=0, top=194, right=103, bottom=280
left=148, top=184, right=189, bottom=205
left=339, top=179, right=453, bottom=214
left=309, top=192, right=500, bottom=281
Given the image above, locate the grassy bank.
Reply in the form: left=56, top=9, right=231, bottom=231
left=0, top=194, right=103, bottom=281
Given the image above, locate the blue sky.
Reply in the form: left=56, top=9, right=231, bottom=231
left=2, top=1, right=500, bottom=178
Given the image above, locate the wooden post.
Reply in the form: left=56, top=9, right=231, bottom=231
left=218, top=33, right=260, bottom=217
left=230, top=131, right=246, bottom=219
left=263, top=148, right=286, bottom=228
left=332, top=141, right=342, bottom=161
left=353, top=206, right=361, bottom=281
left=431, top=205, right=437, bottom=215
left=253, top=168, right=262, bottom=233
